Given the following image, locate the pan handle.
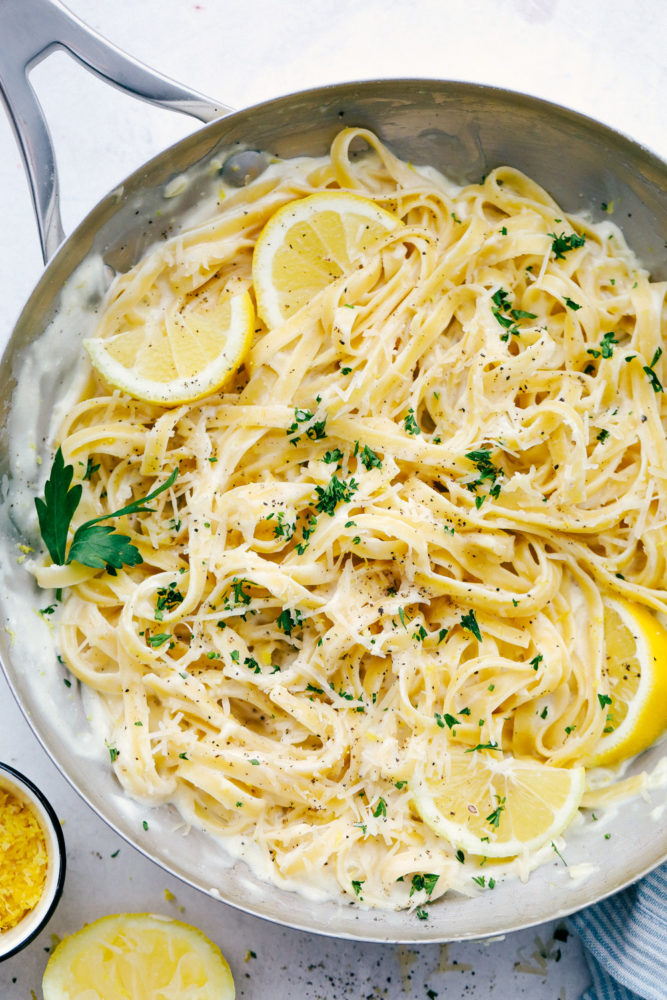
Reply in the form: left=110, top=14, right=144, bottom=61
left=0, top=0, right=231, bottom=262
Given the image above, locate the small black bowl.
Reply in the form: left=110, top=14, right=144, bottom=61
left=0, top=763, right=66, bottom=961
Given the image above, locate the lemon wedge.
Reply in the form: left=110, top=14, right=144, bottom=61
left=85, top=286, right=254, bottom=405
left=589, top=598, right=667, bottom=767
left=412, top=751, right=585, bottom=858
left=42, top=912, right=235, bottom=1000
left=252, top=191, right=402, bottom=328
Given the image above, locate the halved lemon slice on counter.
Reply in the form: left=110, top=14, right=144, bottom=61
left=588, top=598, right=667, bottom=767
left=42, top=912, right=235, bottom=1000
left=85, top=287, right=254, bottom=405
left=412, top=751, right=585, bottom=858
left=252, top=190, right=402, bottom=328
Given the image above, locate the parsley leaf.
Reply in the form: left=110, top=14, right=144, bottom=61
left=67, top=525, right=144, bottom=570
left=35, top=448, right=178, bottom=572
left=34, top=447, right=82, bottom=565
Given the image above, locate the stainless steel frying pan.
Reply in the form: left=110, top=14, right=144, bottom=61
left=1, top=0, right=665, bottom=943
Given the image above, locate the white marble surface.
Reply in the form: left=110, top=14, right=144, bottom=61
left=1, top=0, right=665, bottom=995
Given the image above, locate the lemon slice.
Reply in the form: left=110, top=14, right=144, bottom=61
left=412, top=751, right=585, bottom=858
left=252, top=191, right=402, bottom=328
left=85, top=287, right=254, bottom=405
left=589, top=598, right=667, bottom=767
left=42, top=912, right=235, bottom=1000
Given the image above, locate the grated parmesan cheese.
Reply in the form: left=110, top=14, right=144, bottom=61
left=0, top=788, right=48, bottom=932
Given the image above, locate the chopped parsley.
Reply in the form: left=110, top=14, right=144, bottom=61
left=287, top=407, right=327, bottom=445
left=155, top=582, right=183, bottom=619
left=485, top=796, right=506, bottom=828
left=549, top=231, right=586, bottom=259
left=81, top=457, right=100, bottom=481
left=296, top=513, right=318, bottom=554
left=464, top=446, right=503, bottom=505
left=597, top=693, right=612, bottom=709
left=358, top=444, right=382, bottom=470
left=440, top=713, right=460, bottom=730
left=586, top=331, right=618, bottom=360
left=530, top=653, right=543, bottom=671
left=552, top=841, right=568, bottom=866
left=410, top=873, right=439, bottom=897
left=491, top=287, right=536, bottom=341
left=314, top=475, right=359, bottom=516
left=596, top=428, right=610, bottom=443
left=272, top=512, right=295, bottom=541
left=643, top=346, right=664, bottom=393
left=147, top=633, right=171, bottom=648
left=465, top=741, right=500, bottom=753
left=404, top=408, right=421, bottom=435
left=276, top=607, right=303, bottom=636
left=322, top=448, right=344, bottom=464
left=373, top=797, right=387, bottom=818
left=460, top=609, right=482, bottom=642
left=351, top=879, right=365, bottom=897
left=564, top=296, right=582, bottom=310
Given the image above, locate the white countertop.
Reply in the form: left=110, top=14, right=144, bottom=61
left=1, top=0, right=665, bottom=995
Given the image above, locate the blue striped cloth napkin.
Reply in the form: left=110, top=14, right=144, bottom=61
left=568, top=863, right=667, bottom=1000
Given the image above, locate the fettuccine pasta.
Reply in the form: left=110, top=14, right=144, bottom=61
left=38, top=129, right=667, bottom=909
